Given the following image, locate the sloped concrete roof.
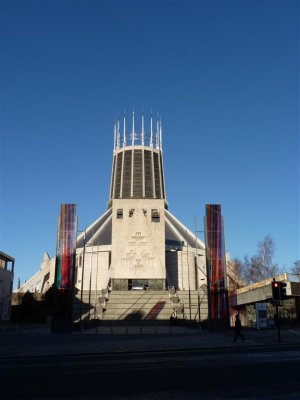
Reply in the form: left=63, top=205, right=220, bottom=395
left=76, top=208, right=205, bottom=250
left=76, top=209, right=112, bottom=248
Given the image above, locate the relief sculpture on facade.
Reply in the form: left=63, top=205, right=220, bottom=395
left=121, top=232, right=154, bottom=276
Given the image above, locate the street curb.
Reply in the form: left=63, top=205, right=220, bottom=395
left=1, top=342, right=300, bottom=362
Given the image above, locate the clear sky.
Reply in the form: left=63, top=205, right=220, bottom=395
left=1, top=0, right=299, bottom=286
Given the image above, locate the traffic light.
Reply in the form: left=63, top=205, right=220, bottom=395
left=279, top=282, right=287, bottom=300
left=272, top=281, right=288, bottom=301
left=272, top=281, right=280, bottom=301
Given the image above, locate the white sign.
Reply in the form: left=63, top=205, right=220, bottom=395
left=255, top=303, right=267, bottom=329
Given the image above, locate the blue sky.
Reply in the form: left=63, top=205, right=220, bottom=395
left=1, top=0, right=299, bottom=286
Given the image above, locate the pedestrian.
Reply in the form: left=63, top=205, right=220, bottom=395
left=234, top=313, right=245, bottom=341
left=170, top=313, right=174, bottom=326
left=170, top=311, right=176, bottom=326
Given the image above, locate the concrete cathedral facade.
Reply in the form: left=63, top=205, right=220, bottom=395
left=17, top=113, right=243, bottom=324
left=19, top=114, right=208, bottom=293
left=14, top=117, right=300, bottom=326
left=74, top=113, right=207, bottom=296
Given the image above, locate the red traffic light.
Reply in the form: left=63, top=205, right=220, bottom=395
left=272, top=281, right=280, bottom=300
left=272, top=281, right=288, bottom=300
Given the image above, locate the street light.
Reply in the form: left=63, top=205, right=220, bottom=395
left=194, top=216, right=207, bottom=331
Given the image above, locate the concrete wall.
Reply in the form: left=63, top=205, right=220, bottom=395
left=166, top=249, right=206, bottom=291
left=177, top=250, right=196, bottom=290
left=0, top=269, right=13, bottom=320
left=237, top=284, right=273, bottom=305
left=75, top=247, right=111, bottom=291
left=111, top=199, right=166, bottom=280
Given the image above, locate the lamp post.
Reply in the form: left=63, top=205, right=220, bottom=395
left=194, top=215, right=207, bottom=331
left=78, top=228, right=87, bottom=328
left=185, top=238, right=192, bottom=322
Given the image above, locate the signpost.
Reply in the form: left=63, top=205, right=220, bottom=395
left=255, top=303, right=267, bottom=329
left=272, top=279, right=282, bottom=343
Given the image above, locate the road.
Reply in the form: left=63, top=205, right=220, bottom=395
left=1, top=346, right=300, bottom=399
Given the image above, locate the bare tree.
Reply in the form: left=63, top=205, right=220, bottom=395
left=234, top=235, right=279, bottom=284
left=291, top=260, right=300, bottom=275
left=232, top=258, right=250, bottom=285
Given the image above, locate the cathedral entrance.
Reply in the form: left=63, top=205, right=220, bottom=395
left=128, top=279, right=149, bottom=290
left=112, top=279, right=165, bottom=291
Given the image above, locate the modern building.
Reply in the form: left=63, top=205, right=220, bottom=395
left=0, top=251, right=15, bottom=321
left=233, top=273, right=300, bottom=327
left=16, top=113, right=241, bottom=324
left=75, top=114, right=207, bottom=293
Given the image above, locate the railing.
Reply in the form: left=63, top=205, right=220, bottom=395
left=95, top=287, right=110, bottom=320
left=168, top=287, right=185, bottom=319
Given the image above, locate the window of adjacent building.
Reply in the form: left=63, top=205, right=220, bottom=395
left=129, top=209, right=134, bottom=218
left=117, top=209, right=123, bottom=219
left=151, top=209, right=160, bottom=222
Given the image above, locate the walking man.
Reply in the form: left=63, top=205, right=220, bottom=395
left=234, top=313, right=245, bottom=341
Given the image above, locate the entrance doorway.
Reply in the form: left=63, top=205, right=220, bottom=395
left=128, top=279, right=149, bottom=290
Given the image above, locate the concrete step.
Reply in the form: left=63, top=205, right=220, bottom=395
left=105, top=302, right=173, bottom=308
left=108, top=294, right=171, bottom=300
left=102, top=290, right=175, bottom=321
left=103, top=312, right=173, bottom=320
left=109, top=292, right=170, bottom=296
left=74, top=289, right=209, bottom=323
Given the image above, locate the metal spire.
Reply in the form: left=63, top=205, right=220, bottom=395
left=159, top=118, right=162, bottom=150
left=141, top=112, right=145, bottom=146
left=156, top=118, right=159, bottom=149
left=150, top=112, right=153, bottom=147
left=113, top=118, right=116, bottom=150
left=123, top=112, right=126, bottom=147
left=117, top=118, right=120, bottom=148
left=131, top=109, right=135, bottom=146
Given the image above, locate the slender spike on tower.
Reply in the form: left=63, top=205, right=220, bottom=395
left=131, top=109, right=135, bottom=146
left=123, top=112, right=126, bottom=147
left=114, top=111, right=164, bottom=149
left=109, top=110, right=167, bottom=206
left=156, top=118, right=159, bottom=149
left=113, top=118, right=116, bottom=150
left=117, top=118, right=120, bottom=148
left=141, top=113, right=145, bottom=146
left=150, top=112, right=153, bottom=147
left=159, top=118, right=162, bottom=150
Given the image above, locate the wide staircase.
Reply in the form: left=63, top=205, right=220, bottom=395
left=102, top=288, right=208, bottom=326
left=74, top=287, right=209, bottom=328
left=102, top=290, right=174, bottom=323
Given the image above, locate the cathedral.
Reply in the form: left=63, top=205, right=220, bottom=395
left=75, top=112, right=206, bottom=293
left=16, top=113, right=240, bottom=325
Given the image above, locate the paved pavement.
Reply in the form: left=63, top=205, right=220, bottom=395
left=0, top=324, right=300, bottom=359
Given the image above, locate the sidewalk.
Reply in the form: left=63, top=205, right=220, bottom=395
left=0, top=325, right=300, bottom=359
